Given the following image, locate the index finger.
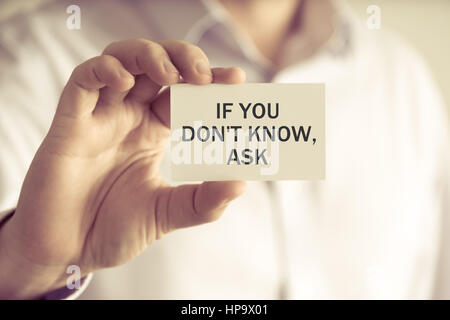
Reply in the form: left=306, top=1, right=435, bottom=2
left=103, top=39, right=180, bottom=86
left=151, top=67, right=246, bottom=128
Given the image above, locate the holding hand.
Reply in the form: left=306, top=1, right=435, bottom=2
left=0, top=39, right=246, bottom=299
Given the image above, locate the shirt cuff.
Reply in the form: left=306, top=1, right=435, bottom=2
left=0, top=208, right=14, bottom=226
left=44, top=273, right=93, bottom=300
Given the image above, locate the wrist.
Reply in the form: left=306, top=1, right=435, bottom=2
left=0, top=216, right=67, bottom=299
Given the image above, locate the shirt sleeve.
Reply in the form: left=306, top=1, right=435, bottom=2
left=43, top=273, right=93, bottom=300
left=407, top=49, right=450, bottom=299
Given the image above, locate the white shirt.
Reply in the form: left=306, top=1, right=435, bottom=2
left=0, top=0, right=448, bottom=299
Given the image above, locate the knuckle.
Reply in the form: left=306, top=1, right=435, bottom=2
left=102, top=40, right=120, bottom=54
left=69, top=64, right=91, bottom=89
left=96, top=54, right=117, bottom=67
left=178, top=42, right=204, bottom=59
left=72, top=59, right=94, bottom=80
left=72, top=63, right=84, bottom=76
left=139, top=41, right=162, bottom=59
left=135, top=37, right=150, bottom=43
left=93, top=55, right=120, bottom=79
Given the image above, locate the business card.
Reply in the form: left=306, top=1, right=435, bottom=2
left=170, top=83, right=325, bottom=181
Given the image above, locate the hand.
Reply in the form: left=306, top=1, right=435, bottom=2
left=0, top=39, right=246, bottom=299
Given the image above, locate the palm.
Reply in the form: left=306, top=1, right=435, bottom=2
left=77, top=93, right=171, bottom=269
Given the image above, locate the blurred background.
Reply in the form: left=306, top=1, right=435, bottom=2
left=346, top=0, right=450, bottom=119
left=0, top=0, right=449, bottom=116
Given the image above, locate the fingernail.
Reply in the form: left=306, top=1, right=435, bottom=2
left=163, top=59, right=178, bottom=74
left=195, top=60, right=212, bottom=77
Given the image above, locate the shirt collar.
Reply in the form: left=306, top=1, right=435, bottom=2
left=139, top=0, right=213, bottom=41
left=141, top=0, right=354, bottom=70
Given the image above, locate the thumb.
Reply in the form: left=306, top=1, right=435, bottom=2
left=156, top=181, right=246, bottom=235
